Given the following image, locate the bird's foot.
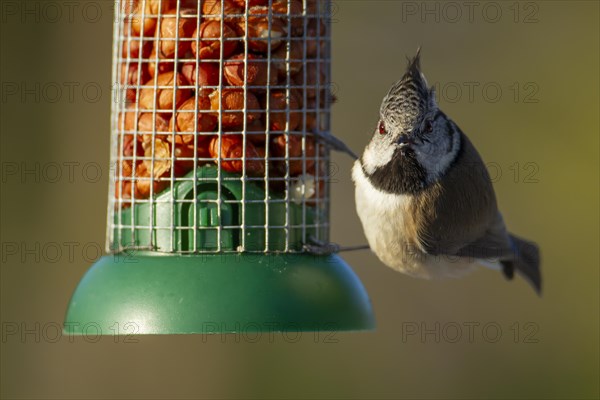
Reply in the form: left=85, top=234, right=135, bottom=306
left=303, top=236, right=370, bottom=255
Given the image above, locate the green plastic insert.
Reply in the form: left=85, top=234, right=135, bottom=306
left=114, top=166, right=326, bottom=252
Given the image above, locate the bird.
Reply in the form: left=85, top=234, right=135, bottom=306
left=351, top=49, right=542, bottom=294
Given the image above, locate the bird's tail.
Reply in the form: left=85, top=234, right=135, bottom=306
left=501, top=234, right=542, bottom=295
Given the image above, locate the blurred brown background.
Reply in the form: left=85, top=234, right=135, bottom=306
left=1, top=1, right=598, bottom=399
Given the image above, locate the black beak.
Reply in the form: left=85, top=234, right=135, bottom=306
left=397, top=134, right=414, bottom=146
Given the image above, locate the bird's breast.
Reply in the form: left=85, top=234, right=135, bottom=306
left=352, top=161, right=415, bottom=261
left=352, top=161, right=476, bottom=279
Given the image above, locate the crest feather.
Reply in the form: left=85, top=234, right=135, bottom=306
left=406, top=46, right=422, bottom=76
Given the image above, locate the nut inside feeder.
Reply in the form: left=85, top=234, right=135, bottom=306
left=114, top=0, right=337, bottom=253
left=64, top=0, right=374, bottom=335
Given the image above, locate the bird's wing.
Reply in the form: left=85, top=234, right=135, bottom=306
left=411, top=132, right=512, bottom=258
left=453, top=212, right=514, bottom=260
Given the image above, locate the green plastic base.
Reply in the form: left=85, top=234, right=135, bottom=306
left=64, top=253, right=375, bottom=334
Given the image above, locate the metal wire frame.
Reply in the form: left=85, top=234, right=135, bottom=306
left=108, top=0, right=332, bottom=254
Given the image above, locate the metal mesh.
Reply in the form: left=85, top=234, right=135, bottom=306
left=109, top=0, right=332, bottom=254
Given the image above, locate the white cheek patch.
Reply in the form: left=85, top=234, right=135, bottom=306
left=361, top=140, right=397, bottom=175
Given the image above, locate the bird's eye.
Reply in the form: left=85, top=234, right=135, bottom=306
left=424, top=119, right=434, bottom=133
left=378, top=121, right=386, bottom=135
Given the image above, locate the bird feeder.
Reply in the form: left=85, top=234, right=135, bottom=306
left=64, top=0, right=374, bottom=334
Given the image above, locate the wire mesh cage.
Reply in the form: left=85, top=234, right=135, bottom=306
left=111, top=0, right=333, bottom=254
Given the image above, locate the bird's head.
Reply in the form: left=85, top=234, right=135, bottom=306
left=361, top=49, right=461, bottom=194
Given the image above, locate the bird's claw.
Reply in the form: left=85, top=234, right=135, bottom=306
left=303, top=236, right=340, bottom=255
left=313, top=131, right=358, bottom=160
left=303, top=237, right=371, bottom=255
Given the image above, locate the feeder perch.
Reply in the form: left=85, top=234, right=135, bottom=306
left=64, top=0, right=375, bottom=334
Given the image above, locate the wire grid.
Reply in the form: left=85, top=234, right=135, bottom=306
left=109, top=0, right=333, bottom=254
